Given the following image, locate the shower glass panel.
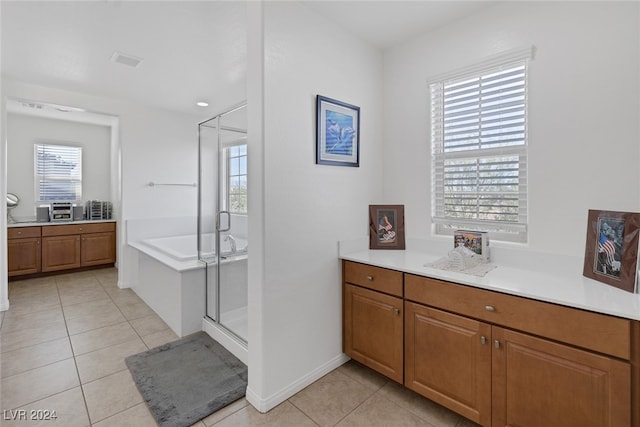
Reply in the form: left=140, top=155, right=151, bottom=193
left=198, top=103, right=248, bottom=343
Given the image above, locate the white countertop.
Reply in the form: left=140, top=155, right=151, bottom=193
left=8, top=219, right=116, bottom=228
left=339, top=238, right=640, bottom=321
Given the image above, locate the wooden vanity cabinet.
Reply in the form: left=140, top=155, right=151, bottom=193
left=8, top=227, right=41, bottom=276
left=343, top=261, right=404, bottom=383
left=41, top=222, right=116, bottom=272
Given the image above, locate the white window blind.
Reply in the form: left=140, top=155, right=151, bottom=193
left=35, top=143, right=82, bottom=202
left=430, top=48, right=533, bottom=242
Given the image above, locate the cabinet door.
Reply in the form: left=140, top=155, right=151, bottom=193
left=81, top=232, right=115, bottom=266
left=492, top=327, right=631, bottom=427
left=404, top=302, right=491, bottom=426
left=344, top=283, right=403, bottom=383
left=8, top=238, right=41, bottom=276
left=42, top=235, right=81, bottom=272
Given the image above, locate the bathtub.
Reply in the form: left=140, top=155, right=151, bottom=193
left=128, top=233, right=248, bottom=339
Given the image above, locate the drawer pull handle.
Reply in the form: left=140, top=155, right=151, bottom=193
left=366, top=275, right=374, bottom=281
left=393, top=308, right=400, bottom=316
left=485, top=305, right=495, bottom=312
left=494, top=340, right=501, bottom=349
left=480, top=336, right=487, bottom=345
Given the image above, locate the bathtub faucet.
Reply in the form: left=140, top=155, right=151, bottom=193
left=224, top=234, right=237, bottom=253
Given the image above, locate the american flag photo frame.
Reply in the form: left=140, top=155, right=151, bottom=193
left=369, top=205, right=405, bottom=250
left=583, top=209, right=640, bottom=293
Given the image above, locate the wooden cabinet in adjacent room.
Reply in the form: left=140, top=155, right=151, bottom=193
left=8, top=226, right=41, bottom=276
left=343, top=261, right=404, bottom=383
left=41, top=222, right=116, bottom=272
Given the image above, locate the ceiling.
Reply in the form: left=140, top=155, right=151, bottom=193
left=1, top=1, right=497, bottom=118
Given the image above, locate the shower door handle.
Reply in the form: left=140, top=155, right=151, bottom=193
left=216, top=210, right=231, bottom=232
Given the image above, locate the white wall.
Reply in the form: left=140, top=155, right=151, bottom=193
left=383, top=1, right=640, bottom=256
left=246, top=1, right=384, bottom=411
left=7, top=113, right=111, bottom=220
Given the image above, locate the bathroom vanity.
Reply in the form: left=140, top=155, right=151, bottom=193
left=341, top=252, right=640, bottom=427
left=8, top=221, right=116, bottom=277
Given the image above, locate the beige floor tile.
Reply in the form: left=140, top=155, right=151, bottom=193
left=129, top=313, right=169, bottom=337
left=8, top=280, right=58, bottom=299
left=0, top=318, right=68, bottom=353
left=62, top=298, right=118, bottom=320
left=75, top=338, right=147, bottom=384
left=456, top=417, right=481, bottom=427
left=92, top=402, right=157, bottom=427
left=1, top=337, right=73, bottom=378
left=70, top=321, right=139, bottom=355
left=1, top=306, right=64, bottom=335
left=82, top=369, right=144, bottom=424
left=55, top=272, right=100, bottom=286
left=0, top=386, right=90, bottom=427
left=116, top=300, right=156, bottom=321
left=65, top=305, right=126, bottom=336
left=140, top=328, right=180, bottom=349
left=378, top=381, right=461, bottom=427
left=201, top=398, right=249, bottom=426
left=288, top=369, right=376, bottom=426
left=337, top=359, right=389, bottom=392
left=5, top=292, right=62, bottom=316
left=103, top=286, right=139, bottom=301
left=337, top=392, right=432, bottom=427
left=59, top=284, right=110, bottom=306
left=1, top=358, right=79, bottom=410
left=212, top=401, right=317, bottom=427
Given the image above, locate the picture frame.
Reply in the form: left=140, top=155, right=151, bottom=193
left=583, top=209, right=640, bottom=293
left=369, top=205, right=405, bottom=250
left=316, top=95, right=360, bottom=167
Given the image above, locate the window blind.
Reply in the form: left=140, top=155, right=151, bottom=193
left=35, top=143, right=82, bottom=202
left=431, top=54, right=530, bottom=242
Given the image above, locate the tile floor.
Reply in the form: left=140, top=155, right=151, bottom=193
left=1, top=268, right=478, bottom=427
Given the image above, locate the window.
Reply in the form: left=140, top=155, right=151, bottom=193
left=430, top=48, right=533, bottom=243
left=34, top=143, right=82, bottom=202
left=224, top=143, right=247, bottom=214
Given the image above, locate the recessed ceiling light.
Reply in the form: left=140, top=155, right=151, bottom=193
left=196, top=101, right=209, bottom=107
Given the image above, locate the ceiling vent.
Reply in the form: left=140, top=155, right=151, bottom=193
left=110, top=51, right=143, bottom=68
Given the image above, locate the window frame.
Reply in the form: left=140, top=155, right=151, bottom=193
left=34, top=142, right=83, bottom=203
left=221, top=139, right=247, bottom=215
left=429, top=47, right=534, bottom=243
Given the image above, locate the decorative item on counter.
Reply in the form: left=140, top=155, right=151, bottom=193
left=425, top=244, right=497, bottom=277
left=583, top=209, right=640, bottom=293
left=454, top=230, right=490, bottom=262
left=316, top=95, right=360, bottom=167
left=369, top=204, right=405, bottom=250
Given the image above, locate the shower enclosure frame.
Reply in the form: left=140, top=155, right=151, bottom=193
left=198, top=101, right=248, bottom=345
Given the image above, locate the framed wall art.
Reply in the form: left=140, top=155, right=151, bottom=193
left=316, top=95, right=360, bottom=167
left=583, top=209, right=640, bottom=292
left=369, top=205, right=405, bottom=250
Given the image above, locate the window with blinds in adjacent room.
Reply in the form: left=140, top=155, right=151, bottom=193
left=430, top=47, right=533, bottom=243
left=34, top=143, right=83, bottom=202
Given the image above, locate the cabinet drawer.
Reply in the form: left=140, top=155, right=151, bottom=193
left=42, top=222, right=115, bottom=237
left=344, top=261, right=403, bottom=297
left=405, top=274, right=631, bottom=360
left=8, top=227, right=41, bottom=239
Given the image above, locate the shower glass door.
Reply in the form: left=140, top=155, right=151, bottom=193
left=198, top=103, right=248, bottom=343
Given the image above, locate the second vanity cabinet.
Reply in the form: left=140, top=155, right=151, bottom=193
left=343, top=260, right=637, bottom=427
left=42, top=222, right=116, bottom=272
left=8, top=226, right=42, bottom=276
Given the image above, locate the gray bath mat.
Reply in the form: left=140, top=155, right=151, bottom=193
left=125, top=331, right=247, bottom=427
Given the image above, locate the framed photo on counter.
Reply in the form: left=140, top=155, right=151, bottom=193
left=369, top=205, right=405, bottom=250
left=583, top=209, right=640, bottom=293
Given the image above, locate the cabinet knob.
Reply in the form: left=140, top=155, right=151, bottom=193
left=366, top=275, right=374, bottom=281
left=17, top=231, right=22, bottom=235
left=485, top=305, right=495, bottom=312
left=393, top=308, right=400, bottom=316
left=480, top=336, right=487, bottom=345
left=494, top=340, right=501, bottom=349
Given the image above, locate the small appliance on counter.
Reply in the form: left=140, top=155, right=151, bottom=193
left=36, top=206, right=50, bottom=222
left=50, top=202, right=73, bottom=222
left=85, top=200, right=112, bottom=220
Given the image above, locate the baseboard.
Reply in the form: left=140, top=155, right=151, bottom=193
left=0, top=297, right=9, bottom=312
left=245, top=352, right=350, bottom=413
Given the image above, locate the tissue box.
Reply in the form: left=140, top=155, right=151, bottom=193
left=454, top=230, right=490, bottom=262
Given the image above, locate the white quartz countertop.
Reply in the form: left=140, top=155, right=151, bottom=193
left=340, top=239, right=640, bottom=322
left=8, top=219, right=116, bottom=228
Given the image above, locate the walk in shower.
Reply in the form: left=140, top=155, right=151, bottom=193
left=198, top=103, right=248, bottom=349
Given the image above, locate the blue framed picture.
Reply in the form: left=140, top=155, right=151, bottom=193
left=316, top=95, right=360, bottom=167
